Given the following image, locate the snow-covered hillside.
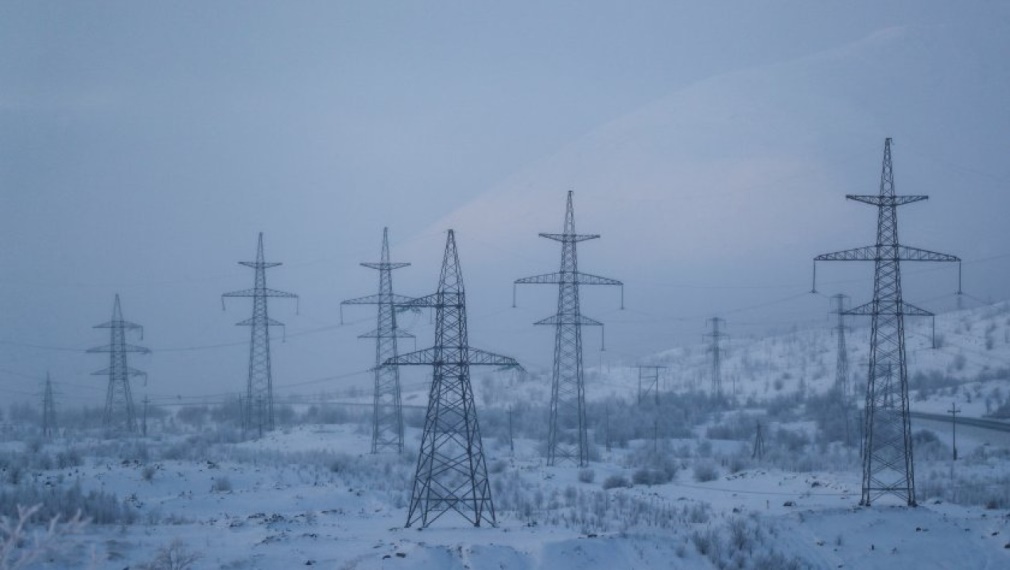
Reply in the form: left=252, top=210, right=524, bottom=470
left=443, top=301, right=1010, bottom=420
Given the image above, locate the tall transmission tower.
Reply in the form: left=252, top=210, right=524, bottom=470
left=513, top=191, right=623, bottom=467
left=704, top=317, right=727, bottom=399
left=223, top=233, right=298, bottom=436
left=341, top=227, right=413, bottom=453
left=813, top=138, right=960, bottom=507
left=41, top=372, right=57, bottom=438
left=832, top=294, right=854, bottom=447
left=87, top=294, right=148, bottom=433
left=636, top=365, right=666, bottom=406
left=387, top=230, right=520, bottom=528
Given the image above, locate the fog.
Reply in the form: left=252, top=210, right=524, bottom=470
left=2, top=1, right=1008, bottom=407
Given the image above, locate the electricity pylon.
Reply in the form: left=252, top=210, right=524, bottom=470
left=752, top=421, right=765, bottom=460
left=87, top=294, right=148, bottom=434
left=41, top=372, right=57, bottom=438
left=223, top=233, right=298, bottom=436
left=341, top=227, right=413, bottom=453
left=513, top=191, right=623, bottom=467
left=813, top=138, right=960, bottom=507
left=832, top=294, right=854, bottom=447
left=636, top=365, right=666, bottom=406
left=704, top=317, right=727, bottom=399
left=387, top=230, right=520, bottom=528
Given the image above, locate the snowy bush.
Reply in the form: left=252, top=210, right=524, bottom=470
left=0, top=483, right=135, bottom=525
left=631, top=467, right=673, bottom=486
left=137, top=538, right=201, bottom=570
left=693, top=460, right=719, bottom=482
left=0, top=504, right=87, bottom=570
left=211, top=476, right=232, bottom=493
left=601, top=474, right=631, bottom=490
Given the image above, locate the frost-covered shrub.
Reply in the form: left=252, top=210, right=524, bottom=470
left=691, top=528, right=720, bottom=556
left=55, top=449, right=82, bottom=469
left=911, top=429, right=949, bottom=461
left=210, top=477, right=232, bottom=493
left=488, top=459, right=507, bottom=474
left=0, top=504, right=88, bottom=570
left=693, top=460, right=719, bottom=482
left=601, top=474, right=631, bottom=490
left=138, top=538, right=201, bottom=570
left=0, top=483, right=135, bottom=525
left=632, top=467, right=674, bottom=486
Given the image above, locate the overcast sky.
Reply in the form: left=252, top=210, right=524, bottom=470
left=2, top=1, right=1009, bottom=408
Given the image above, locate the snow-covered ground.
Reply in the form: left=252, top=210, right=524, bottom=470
left=3, top=303, right=1010, bottom=569
left=1, top=418, right=1006, bottom=569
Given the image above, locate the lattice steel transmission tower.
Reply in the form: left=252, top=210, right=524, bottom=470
left=223, top=233, right=298, bottom=436
left=636, top=365, right=666, bottom=406
left=704, top=317, right=727, bottom=398
left=387, top=230, right=519, bottom=528
left=813, top=138, right=960, bottom=506
left=88, top=295, right=148, bottom=433
left=41, top=372, right=57, bottom=438
left=342, top=227, right=413, bottom=453
left=513, top=191, right=623, bottom=467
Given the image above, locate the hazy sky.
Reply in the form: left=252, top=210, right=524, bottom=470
left=2, top=2, right=1009, bottom=408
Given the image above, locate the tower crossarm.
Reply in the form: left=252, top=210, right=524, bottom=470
left=815, top=245, right=877, bottom=262
left=239, top=261, right=282, bottom=269
left=385, top=347, right=521, bottom=368
left=844, top=300, right=934, bottom=317
left=359, top=328, right=415, bottom=339
left=574, top=271, right=623, bottom=286
left=538, top=232, right=600, bottom=243
left=846, top=194, right=928, bottom=207
left=223, top=288, right=298, bottom=299
left=515, top=271, right=621, bottom=286
left=813, top=246, right=960, bottom=293
left=515, top=271, right=623, bottom=308
left=235, top=317, right=286, bottom=327
left=534, top=314, right=603, bottom=327
left=86, top=343, right=151, bottom=354
left=894, top=246, right=960, bottom=263
left=393, top=291, right=463, bottom=309
left=341, top=293, right=416, bottom=306
left=93, top=320, right=143, bottom=330
left=361, top=262, right=411, bottom=270
left=91, top=366, right=147, bottom=377
left=816, top=245, right=958, bottom=263
left=515, top=272, right=564, bottom=285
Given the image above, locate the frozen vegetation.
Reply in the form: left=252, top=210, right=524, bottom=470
left=0, top=303, right=1009, bottom=568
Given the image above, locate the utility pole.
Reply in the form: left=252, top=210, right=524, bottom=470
left=514, top=191, right=623, bottom=467
left=832, top=294, right=853, bottom=448
left=813, top=138, right=961, bottom=507
left=387, top=230, right=521, bottom=528
left=948, top=402, right=961, bottom=462
left=41, top=372, right=56, bottom=439
left=88, top=295, right=148, bottom=434
left=605, top=403, right=611, bottom=452
left=636, top=365, right=666, bottom=406
left=652, top=418, right=659, bottom=454
left=508, top=405, right=514, bottom=455
left=704, top=318, right=727, bottom=399
left=142, top=396, right=149, bottom=437
left=341, top=228, right=412, bottom=454
left=223, top=233, right=298, bottom=437
left=948, top=402, right=961, bottom=501
left=753, top=421, right=765, bottom=460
